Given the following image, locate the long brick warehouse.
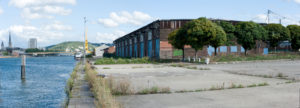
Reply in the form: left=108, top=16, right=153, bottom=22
left=113, top=19, right=268, bottom=59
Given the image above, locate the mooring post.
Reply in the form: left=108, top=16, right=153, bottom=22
left=21, top=55, right=26, bottom=79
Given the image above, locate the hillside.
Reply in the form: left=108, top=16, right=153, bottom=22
left=47, top=41, right=97, bottom=52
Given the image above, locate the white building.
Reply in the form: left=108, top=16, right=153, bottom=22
left=28, top=38, right=37, bottom=48
left=94, top=44, right=109, bottom=58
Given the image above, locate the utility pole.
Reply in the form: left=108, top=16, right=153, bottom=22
left=267, top=10, right=271, bottom=24
left=279, top=19, right=281, bottom=25
left=83, top=17, right=87, bottom=65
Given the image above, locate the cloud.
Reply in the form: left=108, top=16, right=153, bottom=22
left=98, top=11, right=153, bottom=27
left=10, top=0, right=75, bottom=19
left=96, top=30, right=126, bottom=43
left=0, top=23, right=72, bottom=47
left=44, top=21, right=72, bottom=31
left=293, top=0, right=300, bottom=4
left=21, top=8, right=54, bottom=19
left=9, top=0, right=76, bottom=8
left=31, top=5, right=72, bottom=15
left=252, top=14, right=267, bottom=23
left=98, top=19, right=119, bottom=27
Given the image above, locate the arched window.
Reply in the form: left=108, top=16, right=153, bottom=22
left=140, top=34, right=144, bottom=42
left=148, top=31, right=152, bottom=40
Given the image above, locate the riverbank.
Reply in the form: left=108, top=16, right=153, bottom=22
left=67, top=62, right=96, bottom=108
left=0, top=56, right=18, bottom=58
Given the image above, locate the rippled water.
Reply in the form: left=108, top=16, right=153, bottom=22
left=0, top=56, right=76, bottom=108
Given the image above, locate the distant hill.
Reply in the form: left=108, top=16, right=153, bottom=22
left=46, top=41, right=113, bottom=52
left=46, top=41, right=95, bottom=52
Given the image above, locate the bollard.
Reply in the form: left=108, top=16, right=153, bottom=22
left=205, top=58, right=210, bottom=65
left=21, top=55, right=26, bottom=79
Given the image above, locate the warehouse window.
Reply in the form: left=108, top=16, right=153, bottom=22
left=129, top=39, right=132, bottom=45
left=140, top=34, right=144, bottom=42
left=148, top=31, right=152, bottom=40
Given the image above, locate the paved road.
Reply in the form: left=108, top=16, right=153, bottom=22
left=95, top=60, right=300, bottom=108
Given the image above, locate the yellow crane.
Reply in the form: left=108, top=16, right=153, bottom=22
left=85, top=28, right=92, bottom=54
left=84, top=17, right=92, bottom=54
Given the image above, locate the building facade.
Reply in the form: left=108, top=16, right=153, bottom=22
left=28, top=38, right=37, bottom=49
left=94, top=44, right=110, bottom=58
left=104, top=46, right=116, bottom=54
left=113, top=19, right=268, bottom=59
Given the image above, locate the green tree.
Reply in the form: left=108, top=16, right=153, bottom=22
left=185, top=17, right=217, bottom=58
left=287, top=25, right=300, bottom=51
left=264, top=24, right=290, bottom=51
left=210, top=25, right=227, bottom=56
left=25, top=48, right=44, bottom=53
left=168, top=28, right=188, bottom=62
left=215, top=20, right=235, bottom=45
left=235, top=21, right=267, bottom=55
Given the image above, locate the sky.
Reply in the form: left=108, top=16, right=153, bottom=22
left=0, top=0, right=300, bottom=48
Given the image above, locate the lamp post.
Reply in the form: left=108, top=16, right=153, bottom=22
left=83, top=17, right=87, bottom=65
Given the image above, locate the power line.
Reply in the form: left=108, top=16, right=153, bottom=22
left=251, top=9, right=299, bottom=25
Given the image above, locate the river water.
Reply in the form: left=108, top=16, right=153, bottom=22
left=0, top=56, right=76, bottom=108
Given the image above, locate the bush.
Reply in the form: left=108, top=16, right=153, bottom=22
left=94, top=57, right=151, bottom=65
left=85, top=63, right=120, bottom=108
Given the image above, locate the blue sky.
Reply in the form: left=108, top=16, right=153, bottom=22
left=0, top=0, right=299, bottom=48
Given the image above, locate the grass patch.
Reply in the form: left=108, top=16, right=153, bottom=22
left=95, top=57, right=151, bottom=65
left=107, top=77, right=133, bottom=96
left=170, top=63, right=187, bottom=67
left=262, top=75, right=273, bottom=78
left=132, top=66, right=144, bottom=69
left=285, top=80, right=293, bottom=83
left=212, top=54, right=300, bottom=62
left=247, top=84, right=257, bottom=88
left=186, top=66, right=197, bottom=70
left=228, top=83, right=237, bottom=89
left=63, top=62, right=80, bottom=107
left=198, top=67, right=211, bottom=70
left=137, top=86, right=171, bottom=95
left=85, top=63, right=120, bottom=108
left=208, top=84, right=225, bottom=91
left=102, top=67, right=111, bottom=69
left=237, top=84, right=245, bottom=88
left=195, top=89, right=207, bottom=92
left=258, top=82, right=269, bottom=86
left=276, top=73, right=285, bottom=78
left=175, top=89, right=194, bottom=93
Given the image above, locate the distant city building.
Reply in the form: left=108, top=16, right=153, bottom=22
left=28, top=38, right=37, bottom=49
left=8, top=32, right=12, bottom=48
left=94, top=44, right=109, bottom=58
left=1, top=41, right=4, bottom=51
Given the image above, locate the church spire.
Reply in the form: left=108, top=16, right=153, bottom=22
left=9, top=31, right=12, bottom=48
left=1, top=41, right=4, bottom=50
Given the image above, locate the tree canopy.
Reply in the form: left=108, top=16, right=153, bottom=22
left=185, top=17, right=218, bottom=57
left=264, top=24, right=290, bottom=48
left=168, top=28, right=188, bottom=61
left=235, top=21, right=267, bottom=55
left=215, top=20, right=235, bottom=45
left=287, top=25, right=300, bottom=51
left=210, top=25, right=227, bottom=56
